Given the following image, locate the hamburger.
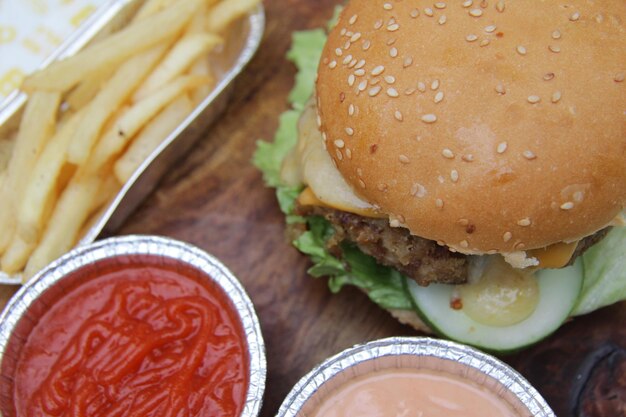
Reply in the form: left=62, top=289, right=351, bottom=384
left=255, top=0, right=626, bottom=351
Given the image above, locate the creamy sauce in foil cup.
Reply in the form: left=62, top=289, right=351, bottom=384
left=0, top=235, right=266, bottom=416
left=277, top=337, right=554, bottom=417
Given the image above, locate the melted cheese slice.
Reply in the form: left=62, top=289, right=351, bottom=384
left=281, top=100, right=381, bottom=218
left=528, top=241, right=578, bottom=269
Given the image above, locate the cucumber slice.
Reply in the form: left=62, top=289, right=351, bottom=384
left=406, top=259, right=584, bottom=353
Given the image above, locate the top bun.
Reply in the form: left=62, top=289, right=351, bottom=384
left=316, top=0, right=626, bottom=253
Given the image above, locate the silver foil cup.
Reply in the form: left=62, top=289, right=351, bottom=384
left=0, top=235, right=266, bottom=417
left=277, top=337, right=554, bottom=417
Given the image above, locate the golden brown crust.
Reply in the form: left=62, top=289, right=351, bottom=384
left=316, top=0, right=626, bottom=252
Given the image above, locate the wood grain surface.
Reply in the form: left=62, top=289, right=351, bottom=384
left=2, top=1, right=625, bottom=416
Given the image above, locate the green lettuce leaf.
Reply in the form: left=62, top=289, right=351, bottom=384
left=252, top=25, right=412, bottom=311
left=574, top=227, right=626, bottom=315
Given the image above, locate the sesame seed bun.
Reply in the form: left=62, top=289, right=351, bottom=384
left=316, top=0, right=626, bottom=253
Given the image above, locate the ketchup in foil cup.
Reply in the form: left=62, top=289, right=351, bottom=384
left=0, top=235, right=266, bottom=417
left=277, top=337, right=554, bottom=417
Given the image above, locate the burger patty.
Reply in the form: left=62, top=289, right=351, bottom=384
left=297, top=204, right=611, bottom=286
left=297, top=205, right=468, bottom=286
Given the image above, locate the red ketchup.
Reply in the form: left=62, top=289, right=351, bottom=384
left=13, top=255, right=249, bottom=417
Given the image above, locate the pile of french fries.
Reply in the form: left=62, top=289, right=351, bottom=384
left=0, top=0, right=260, bottom=281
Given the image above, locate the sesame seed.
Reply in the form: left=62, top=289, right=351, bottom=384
left=469, top=9, right=483, bottom=17
left=345, top=30, right=353, bottom=37
left=399, top=154, right=410, bottom=164
left=551, top=91, right=562, bottom=103
left=316, top=113, right=322, bottom=127
left=422, top=114, right=438, bottom=123
left=369, top=86, right=382, bottom=96
left=460, top=240, right=469, bottom=248
left=384, top=75, right=396, bottom=84
left=497, top=142, right=508, bottom=154
left=450, top=170, right=459, bottom=182
left=548, top=45, right=561, bottom=53
left=516, top=45, right=527, bottom=55
left=552, top=30, right=561, bottom=39
left=569, top=12, right=580, bottom=21
left=354, top=69, right=365, bottom=76
left=561, top=202, right=574, bottom=210
left=349, top=14, right=358, bottom=25
left=336, top=150, right=343, bottom=160
left=496, top=0, right=505, bottom=12
left=348, top=74, right=355, bottom=86
left=438, top=15, right=447, bottom=25
left=435, top=2, right=447, bottom=9
left=458, top=218, right=469, bottom=226
left=358, top=80, right=367, bottom=91
left=434, top=92, right=444, bottom=103
left=403, top=57, right=413, bottom=68
left=356, top=59, right=366, bottom=69
left=362, top=40, right=371, bottom=51
left=462, top=0, right=473, bottom=7
left=461, top=154, right=474, bottom=163
left=404, top=88, right=416, bottom=95
left=431, top=79, right=440, bottom=90
left=615, top=73, right=625, bottom=82
left=485, top=24, right=497, bottom=33
left=321, top=132, right=327, bottom=141
left=495, top=83, right=506, bottom=95
left=411, top=183, right=427, bottom=197
left=345, top=127, right=354, bottom=136
left=410, top=8, right=420, bottom=17
left=517, top=218, right=531, bottom=226
left=417, top=82, right=426, bottom=92
left=503, top=232, right=512, bottom=242
left=387, top=88, right=399, bottom=97
left=394, top=110, right=403, bottom=121
left=390, top=47, right=398, bottom=57
left=543, top=72, right=555, bottom=81
left=435, top=198, right=444, bottom=208
left=515, top=242, right=526, bottom=250
left=344, top=41, right=351, bottom=49
left=527, top=95, right=541, bottom=104
left=346, top=148, right=352, bottom=159
left=348, top=104, right=355, bottom=116
left=522, top=150, right=536, bottom=160
left=334, top=139, right=345, bottom=148
left=359, top=179, right=366, bottom=189
left=348, top=59, right=357, bottom=68
left=342, top=54, right=353, bottom=65
left=371, top=65, right=385, bottom=76
left=383, top=2, right=393, bottom=10
left=387, top=24, right=400, bottom=31
left=335, top=48, right=343, bottom=56
left=340, top=28, right=346, bottom=36
left=480, top=39, right=490, bottom=47
left=424, top=7, right=434, bottom=17
left=466, top=34, right=478, bottom=42
left=350, top=33, right=361, bottom=42
left=374, top=20, right=383, bottom=30
left=442, top=148, right=455, bottom=159
left=329, top=60, right=337, bottom=69
left=386, top=38, right=396, bottom=46
left=377, top=183, right=387, bottom=192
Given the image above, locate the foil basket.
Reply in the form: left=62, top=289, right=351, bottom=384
left=277, top=337, right=554, bottom=417
left=0, top=0, right=265, bottom=284
left=0, top=235, right=266, bottom=416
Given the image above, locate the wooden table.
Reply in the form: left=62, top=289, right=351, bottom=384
left=2, top=1, right=625, bottom=416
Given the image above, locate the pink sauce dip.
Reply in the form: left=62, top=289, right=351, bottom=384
left=309, top=368, right=520, bottom=417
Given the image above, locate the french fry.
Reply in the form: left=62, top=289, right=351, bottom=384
left=114, top=95, right=193, bottom=183
left=132, top=33, right=221, bottom=101
left=189, top=57, right=215, bottom=104
left=65, top=66, right=115, bottom=111
left=66, top=44, right=168, bottom=164
left=21, top=0, right=202, bottom=93
left=0, top=139, right=13, bottom=171
left=17, top=110, right=83, bottom=244
left=24, top=173, right=103, bottom=280
left=207, top=0, right=260, bottom=33
left=0, top=90, right=60, bottom=254
left=87, top=75, right=210, bottom=173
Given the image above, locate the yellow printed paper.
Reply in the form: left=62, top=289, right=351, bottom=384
left=0, top=0, right=103, bottom=100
